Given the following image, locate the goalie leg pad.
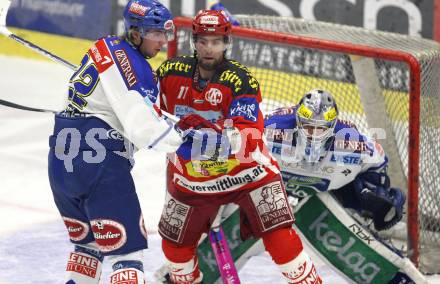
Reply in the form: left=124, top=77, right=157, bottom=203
left=278, top=251, right=322, bottom=284
left=64, top=244, right=103, bottom=284
left=262, top=227, right=303, bottom=265
left=162, top=238, right=202, bottom=283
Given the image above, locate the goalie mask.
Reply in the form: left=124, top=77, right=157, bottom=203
left=295, top=89, right=338, bottom=164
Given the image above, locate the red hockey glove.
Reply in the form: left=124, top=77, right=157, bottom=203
left=175, top=113, right=222, bottom=133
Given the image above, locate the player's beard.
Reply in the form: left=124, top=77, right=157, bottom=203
left=198, top=56, right=224, bottom=71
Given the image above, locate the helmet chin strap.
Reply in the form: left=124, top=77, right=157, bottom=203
left=128, top=35, right=153, bottom=59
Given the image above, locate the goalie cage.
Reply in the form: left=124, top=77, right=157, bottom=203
left=167, top=15, right=440, bottom=274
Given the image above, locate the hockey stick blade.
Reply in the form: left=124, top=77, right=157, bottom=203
left=0, top=99, right=57, bottom=113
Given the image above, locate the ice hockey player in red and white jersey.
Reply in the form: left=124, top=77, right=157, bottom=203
left=156, top=9, right=322, bottom=284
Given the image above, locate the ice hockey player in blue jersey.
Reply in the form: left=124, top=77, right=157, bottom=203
left=263, top=89, right=428, bottom=283
left=264, top=89, right=405, bottom=231
left=48, top=1, right=181, bottom=283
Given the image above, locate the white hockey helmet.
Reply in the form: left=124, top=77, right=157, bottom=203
left=295, top=89, right=338, bottom=163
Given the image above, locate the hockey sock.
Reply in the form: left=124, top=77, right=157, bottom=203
left=107, top=250, right=145, bottom=284
left=262, top=227, right=322, bottom=283
left=262, top=227, right=303, bottom=264
left=277, top=251, right=322, bottom=284
left=64, top=244, right=103, bottom=284
left=162, top=239, right=203, bottom=283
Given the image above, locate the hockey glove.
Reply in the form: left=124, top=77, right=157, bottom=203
left=175, top=113, right=222, bottom=135
left=354, top=171, right=406, bottom=231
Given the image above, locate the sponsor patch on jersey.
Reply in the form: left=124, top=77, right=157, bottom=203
left=158, top=60, right=192, bottom=76
left=200, top=15, right=219, bottom=25
left=90, top=40, right=114, bottom=73
left=185, top=159, right=240, bottom=178
left=90, top=219, right=127, bottom=252
left=128, top=2, right=149, bottom=16
left=107, top=129, right=124, bottom=140
left=219, top=69, right=243, bottom=92
left=63, top=217, right=90, bottom=242
left=334, top=139, right=372, bottom=154
left=229, top=97, right=259, bottom=122
left=174, top=165, right=267, bottom=194
left=265, top=128, right=294, bottom=142
left=67, top=252, right=100, bottom=278
left=265, top=107, right=295, bottom=119
left=114, top=49, right=138, bottom=87
left=174, top=105, right=222, bottom=122
left=205, top=88, right=223, bottom=106
left=330, top=153, right=362, bottom=165
left=158, top=195, right=191, bottom=243
left=140, top=86, right=157, bottom=102
left=249, top=181, right=293, bottom=231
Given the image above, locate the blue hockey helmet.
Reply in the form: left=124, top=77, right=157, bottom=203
left=123, top=0, right=174, bottom=39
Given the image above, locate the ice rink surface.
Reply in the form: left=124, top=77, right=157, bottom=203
left=0, top=55, right=438, bottom=283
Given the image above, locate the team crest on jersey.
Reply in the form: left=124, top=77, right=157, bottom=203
left=63, top=217, right=90, bottom=242
left=158, top=196, right=191, bottom=243
left=205, top=88, right=223, bottom=106
left=129, top=2, right=149, bottom=16
left=90, top=219, right=127, bottom=252
left=250, top=181, right=293, bottom=231
left=230, top=98, right=258, bottom=122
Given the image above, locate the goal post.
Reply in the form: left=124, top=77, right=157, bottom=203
left=168, top=15, right=440, bottom=274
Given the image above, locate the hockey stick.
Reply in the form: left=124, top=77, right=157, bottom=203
left=208, top=205, right=241, bottom=283
left=209, top=227, right=241, bottom=283
left=0, top=0, right=76, bottom=70
left=0, top=99, right=57, bottom=113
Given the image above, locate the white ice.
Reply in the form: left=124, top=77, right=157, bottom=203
left=0, top=55, right=438, bottom=284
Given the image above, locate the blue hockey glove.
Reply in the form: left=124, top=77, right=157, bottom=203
left=354, top=171, right=406, bottom=231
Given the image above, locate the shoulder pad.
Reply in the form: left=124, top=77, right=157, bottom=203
left=157, top=56, right=195, bottom=78
left=217, top=60, right=259, bottom=96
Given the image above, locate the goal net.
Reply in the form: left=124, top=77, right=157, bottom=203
left=168, top=15, right=440, bottom=274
